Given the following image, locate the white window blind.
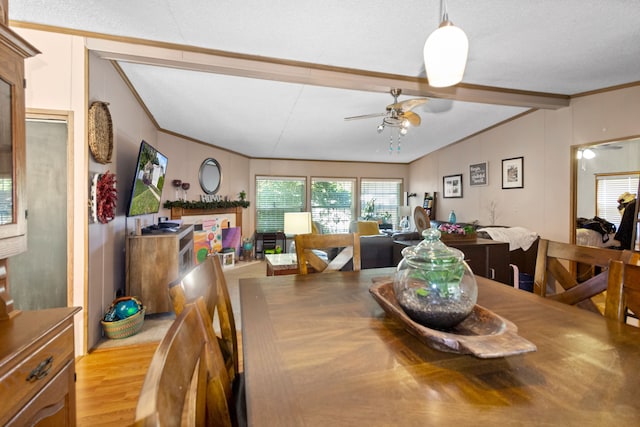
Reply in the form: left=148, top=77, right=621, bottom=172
left=255, top=176, right=306, bottom=232
left=0, top=177, right=12, bottom=224
left=596, top=173, right=639, bottom=226
left=360, top=179, right=402, bottom=228
left=311, top=178, right=356, bottom=233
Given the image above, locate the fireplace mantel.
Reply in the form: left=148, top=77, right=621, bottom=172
left=170, top=206, right=243, bottom=231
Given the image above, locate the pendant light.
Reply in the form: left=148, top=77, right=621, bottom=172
left=424, top=0, right=469, bottom=87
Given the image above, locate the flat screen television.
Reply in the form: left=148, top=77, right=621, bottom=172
left=126, top=140, right=168, bottom=217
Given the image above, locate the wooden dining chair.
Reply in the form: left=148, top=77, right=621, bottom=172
left=605, top=257, right=640, bottom=324
left=294, top=232, right=361, bottom=274
left=533, top=239, right=636, bottom=312
left=134, top=297, right=233, bottom=427
left=168, top=255, right=239, bottom=384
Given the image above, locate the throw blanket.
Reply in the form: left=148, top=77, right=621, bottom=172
left=477, top=227, right=539, bottom=251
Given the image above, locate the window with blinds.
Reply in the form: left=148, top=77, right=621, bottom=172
left=596, top=172, right=639, bottom=226
left=311, top=177, right=356, bottom=233
left=255, top=176, right=306, bottom=232
left=360, top=178, right=402, bottom=228
left=0, top=177, right=12, bottom=224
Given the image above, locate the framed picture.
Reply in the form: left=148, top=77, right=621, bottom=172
left=443, top=174, right=463, bottom=198
left=469, top=161, right=488, bottom=186
left=502, top=157, right=524, bottom=189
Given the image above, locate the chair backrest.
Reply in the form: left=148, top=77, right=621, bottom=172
left=605, top=255, right=640, bottom=323
left=533, top=239, right=637, bottom=312
left=134, top=297, right=232, bottom=427
left=294, top=233, right=361, bottom=274
left=168, top=256, right=239, bottom=383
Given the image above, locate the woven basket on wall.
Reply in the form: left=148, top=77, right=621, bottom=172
left=88, top=101, right=113, bottom=164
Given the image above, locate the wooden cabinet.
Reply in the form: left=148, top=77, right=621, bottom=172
left=393, top=238, right=510, bottom=284
left=447, top=238, right=510, bottom=284
left=126, top=225, right=194, bottom=314
left=0, top=22, right=39, bottom=319
left=0, top=306, right=81, bottom=426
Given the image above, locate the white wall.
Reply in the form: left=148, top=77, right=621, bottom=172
left=17, top=27, right=87, bottom=356
left=88, top=51, right=160, bottom=350
left=156, top=133, right=251, bottom=234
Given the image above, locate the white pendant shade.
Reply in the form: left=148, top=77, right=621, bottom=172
left=424, top=21, right=469, bottom=88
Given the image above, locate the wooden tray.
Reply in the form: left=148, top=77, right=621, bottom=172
left=369, top=280, right=536, bottom=358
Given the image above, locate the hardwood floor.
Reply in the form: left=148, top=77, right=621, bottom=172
left=75, top=343, right=158, bottom=426
left=75, top=261, right=258, bottom=425
left=75, top=334, right=244, bottom=426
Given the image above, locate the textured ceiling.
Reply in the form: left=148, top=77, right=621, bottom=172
left=10, top=1, right=640, bottom=163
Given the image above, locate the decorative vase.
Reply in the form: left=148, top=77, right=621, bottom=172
left=448, top=210, right=457, bottom=224
left=393, top=228, right=477, bottom=330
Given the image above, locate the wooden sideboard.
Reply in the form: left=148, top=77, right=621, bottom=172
left=0, top=306, right=81, bottom=426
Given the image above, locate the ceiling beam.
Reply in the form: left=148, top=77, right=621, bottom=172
left=86, top=38, right=569, bottom=110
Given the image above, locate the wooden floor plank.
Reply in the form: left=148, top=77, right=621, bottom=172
left=75, top=343, right=158, bottom=426
left=75, top=334, right=243, bottom=426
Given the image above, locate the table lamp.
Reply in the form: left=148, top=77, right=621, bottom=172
left=398, top=206, right=411, bottom=231
left=284, top=212, right=312, bottom=253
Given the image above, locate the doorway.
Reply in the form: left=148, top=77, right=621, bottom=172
left=9, top=114, right=71, bottom=309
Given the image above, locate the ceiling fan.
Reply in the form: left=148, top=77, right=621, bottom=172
left=344, top=88, right=428, bottom=132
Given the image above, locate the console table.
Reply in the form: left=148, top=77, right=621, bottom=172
left=394, top=238, right=510, bottom=284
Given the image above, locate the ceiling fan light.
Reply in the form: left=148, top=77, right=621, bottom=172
left=424, top=21, right=469, bottom=88
left=377, top=123, right=385, bottom=133
left=402, top=118, right=410, bottom=128
left=400, top=127, right=408, bottom=135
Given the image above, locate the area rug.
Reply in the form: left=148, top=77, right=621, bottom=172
left=92, top=260, right=266, bottom=351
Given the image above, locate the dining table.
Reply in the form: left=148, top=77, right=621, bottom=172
left=239, top=267, right=640, bottom=426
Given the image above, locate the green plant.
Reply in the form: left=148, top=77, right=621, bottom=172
left=411, top=257, right=465, bottom=298
left=363, top=199, right=376, bottom=220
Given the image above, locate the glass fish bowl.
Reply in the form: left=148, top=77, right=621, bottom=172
left=394, top=228, right=477, bottom=330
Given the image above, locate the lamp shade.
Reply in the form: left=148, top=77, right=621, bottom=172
left=424, top=21, right=469, bottom=88
left=284, top=212, right=312, bottom=235
left=398, top=206, right=411, bottom=217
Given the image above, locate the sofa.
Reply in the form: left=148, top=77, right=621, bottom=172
left=348, top=221, right=421, bottom=269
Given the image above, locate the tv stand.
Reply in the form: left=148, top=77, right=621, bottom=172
left=126, top=224, right=194, bottom=314
left=141, top=222, right=180, bottom=234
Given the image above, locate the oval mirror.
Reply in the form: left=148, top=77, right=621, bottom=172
left=199, top=158, right=222, bottom=194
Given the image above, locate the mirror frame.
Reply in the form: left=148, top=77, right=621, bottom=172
left=198, top=158, right=222, bottom=195
left=571, top=137, right=640, bottom=251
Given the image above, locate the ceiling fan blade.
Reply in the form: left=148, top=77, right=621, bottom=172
left=388, top=98, right=428, bottom=112
left=402, top=111, right=421, bottom=127
left=344, top=112, right=386, bottom=121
